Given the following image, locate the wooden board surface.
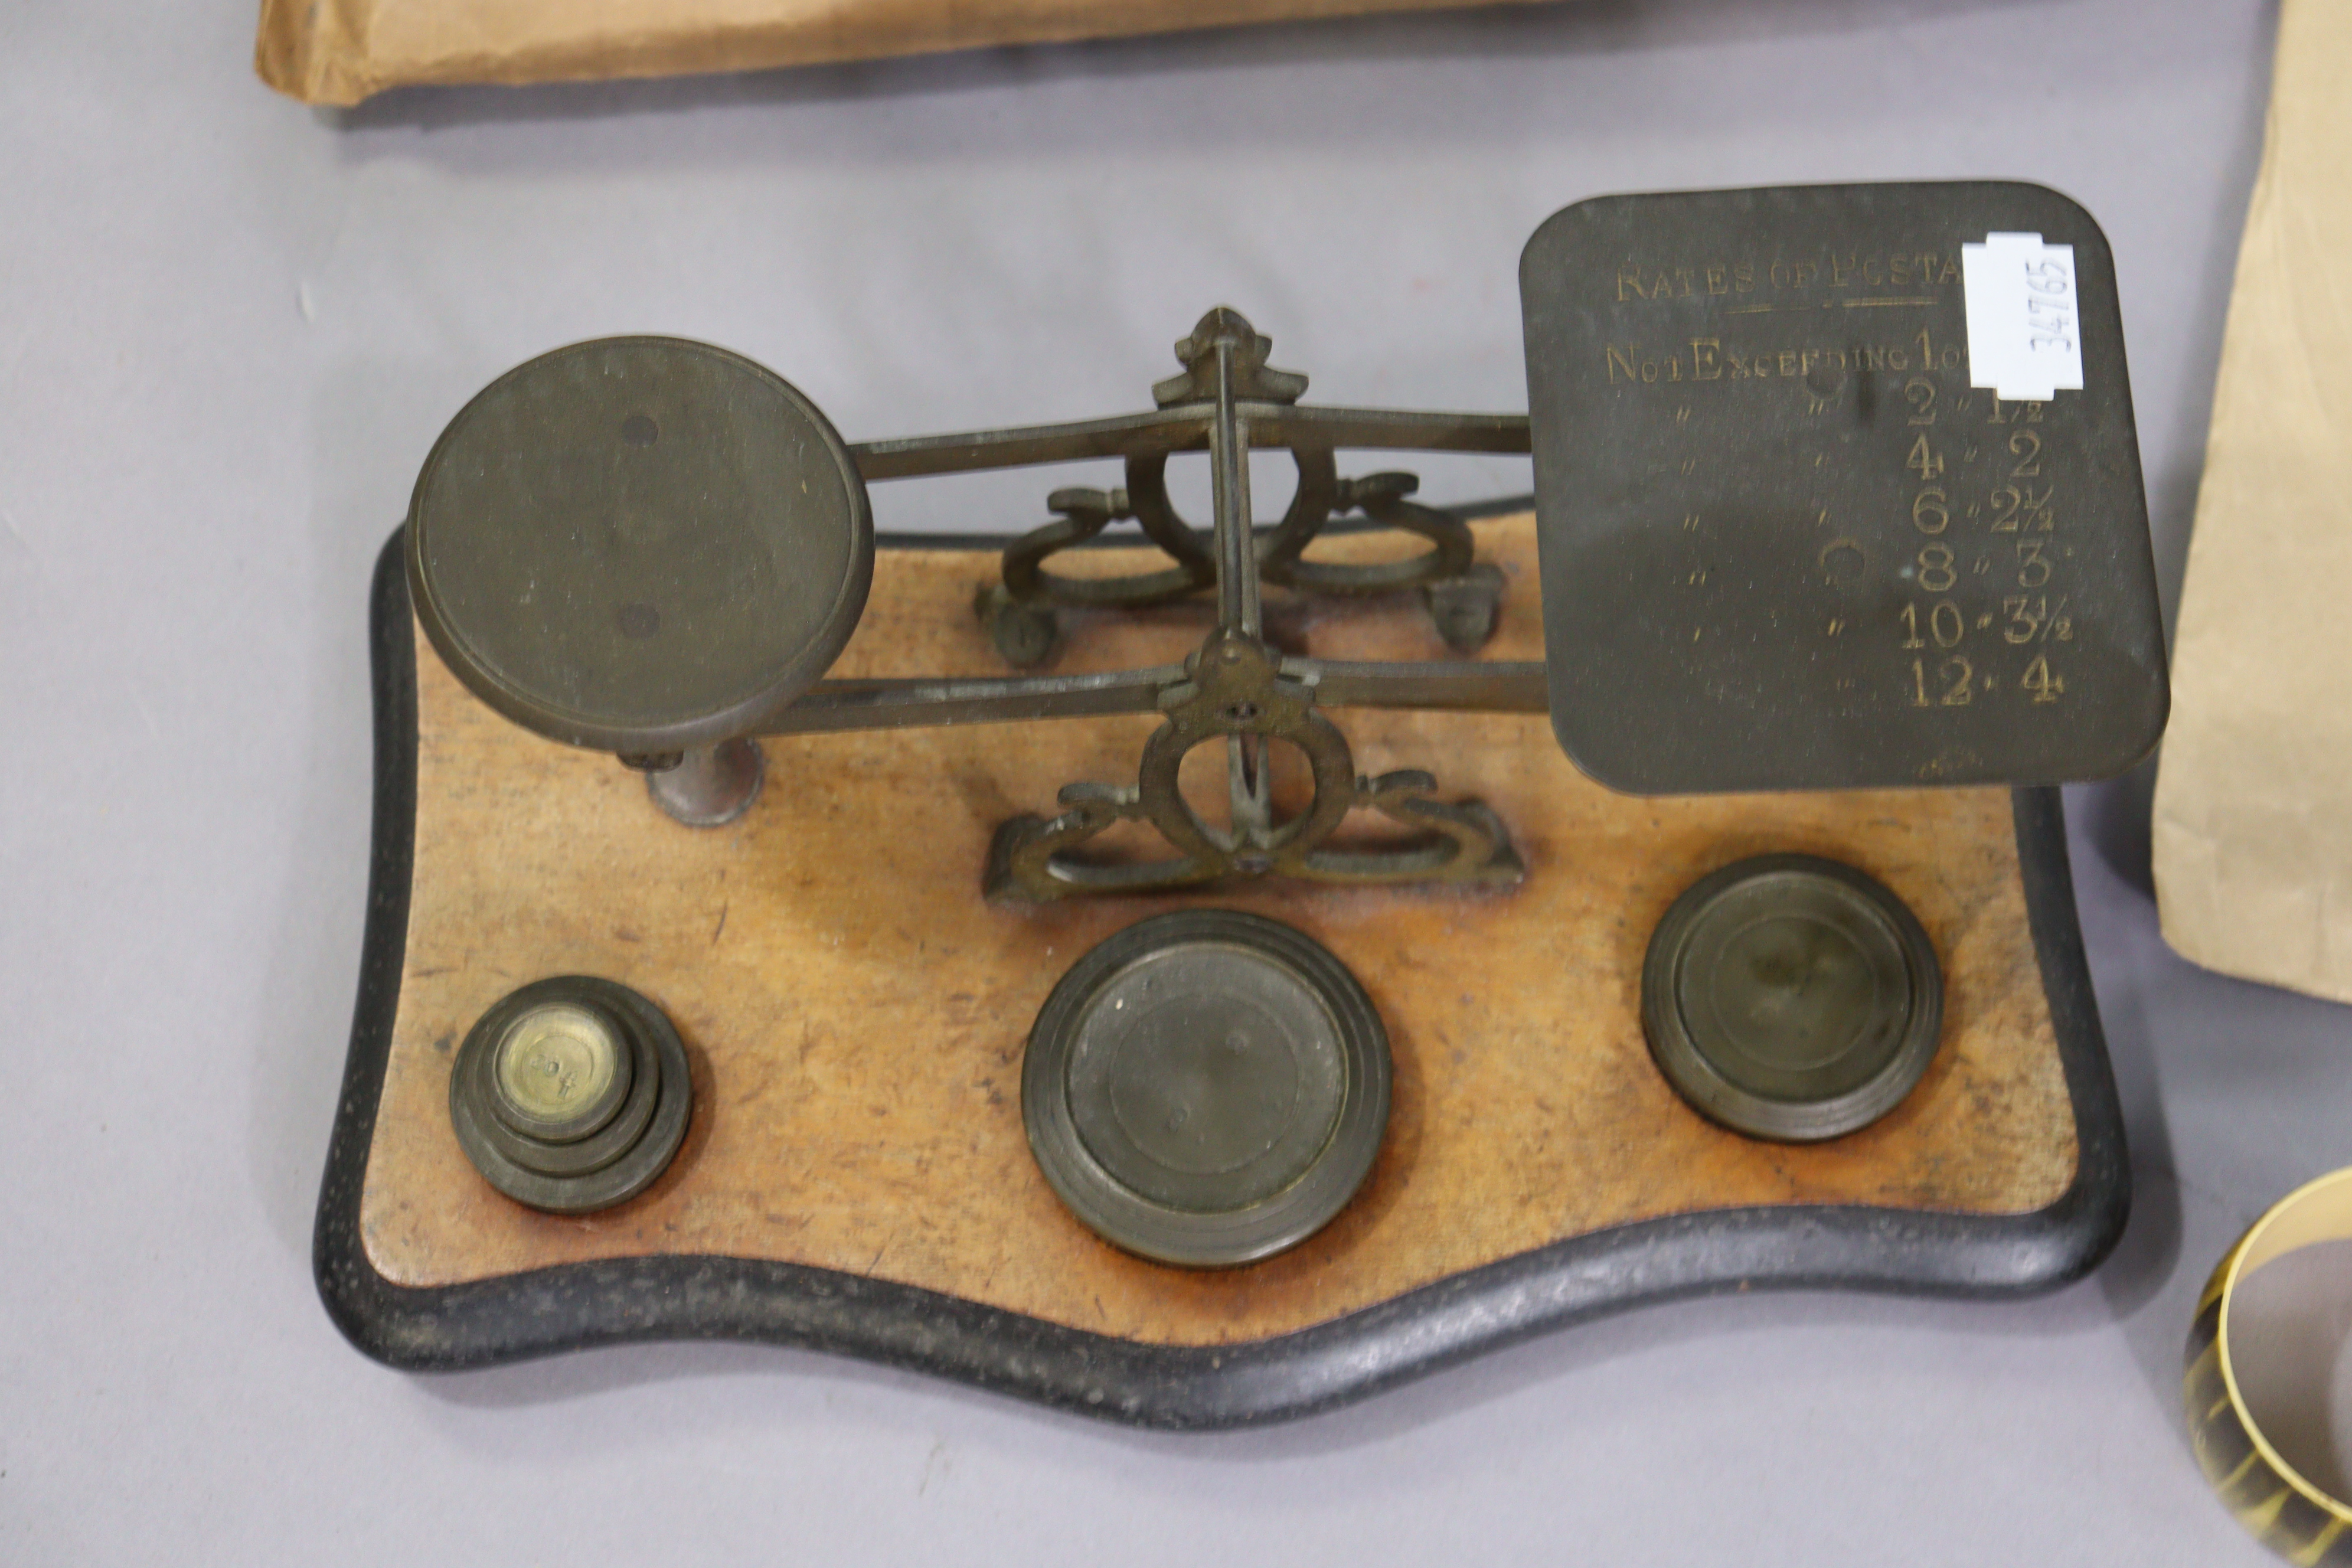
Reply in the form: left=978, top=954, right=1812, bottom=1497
left=361, top=513, right=2077, bottom=1347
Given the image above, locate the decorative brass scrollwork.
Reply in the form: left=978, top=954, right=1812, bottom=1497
left=977, top=309, right=1506, bottom=667
left=759, top=305, right=1543, bottom=902
left=983, top=628, right=1524, bottom=902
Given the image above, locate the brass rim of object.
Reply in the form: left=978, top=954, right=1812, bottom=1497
left=2186, top=1168, right=2352, bottom=1565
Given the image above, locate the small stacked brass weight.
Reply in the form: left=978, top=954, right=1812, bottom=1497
left=446, top=977, right=695, bottom=1213
left=402, top=312, right=1943, bottom=1255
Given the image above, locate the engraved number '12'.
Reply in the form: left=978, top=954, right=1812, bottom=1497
left=1913, top=657, right=1974, bottom=707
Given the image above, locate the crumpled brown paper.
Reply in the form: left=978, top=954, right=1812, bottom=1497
left=2151, top=0, right=2352, bottom=1002
left=255, top=0, right=1540, bottom=106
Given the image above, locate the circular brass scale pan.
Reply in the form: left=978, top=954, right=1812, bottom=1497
left=1642, top=854, right=1942, bottom=1142
left=1023, top=911, right=1391, bottom=1268
left=405, top=336, right=874, bottom=756
left=449, top=976, right=694, bottom=1213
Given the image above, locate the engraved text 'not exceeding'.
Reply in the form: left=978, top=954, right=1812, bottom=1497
left=1604, top=336, right=1968, bottom=386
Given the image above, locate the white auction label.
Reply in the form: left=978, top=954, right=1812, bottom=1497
left=1962, top=231, right=2085, bottom=401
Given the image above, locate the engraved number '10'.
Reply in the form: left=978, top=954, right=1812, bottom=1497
left=1899, top=601, right=1964, bottom=650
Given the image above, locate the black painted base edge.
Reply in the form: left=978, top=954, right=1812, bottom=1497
left=315, top=527, right=2130, bottom=1430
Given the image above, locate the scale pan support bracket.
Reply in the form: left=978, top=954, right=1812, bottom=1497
left=1520, top=181, right=2168, bottom=796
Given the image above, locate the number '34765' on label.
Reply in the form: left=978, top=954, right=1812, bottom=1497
left=1962, top=232, right=2083, bottom=403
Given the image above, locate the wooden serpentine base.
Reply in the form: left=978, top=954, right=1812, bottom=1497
left=318, top=512, right=2126, bottom=1423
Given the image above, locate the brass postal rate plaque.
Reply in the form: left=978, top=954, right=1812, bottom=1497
left=1522, top=182, right=2168, bottom=796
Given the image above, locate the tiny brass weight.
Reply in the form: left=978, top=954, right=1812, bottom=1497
left=491, top=1002, right=631, bottom=1141
left=447, top=976, right=694, bottom=1213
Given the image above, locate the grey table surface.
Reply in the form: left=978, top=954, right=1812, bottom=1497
left=0, top=0, right=2330, bottom=1560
